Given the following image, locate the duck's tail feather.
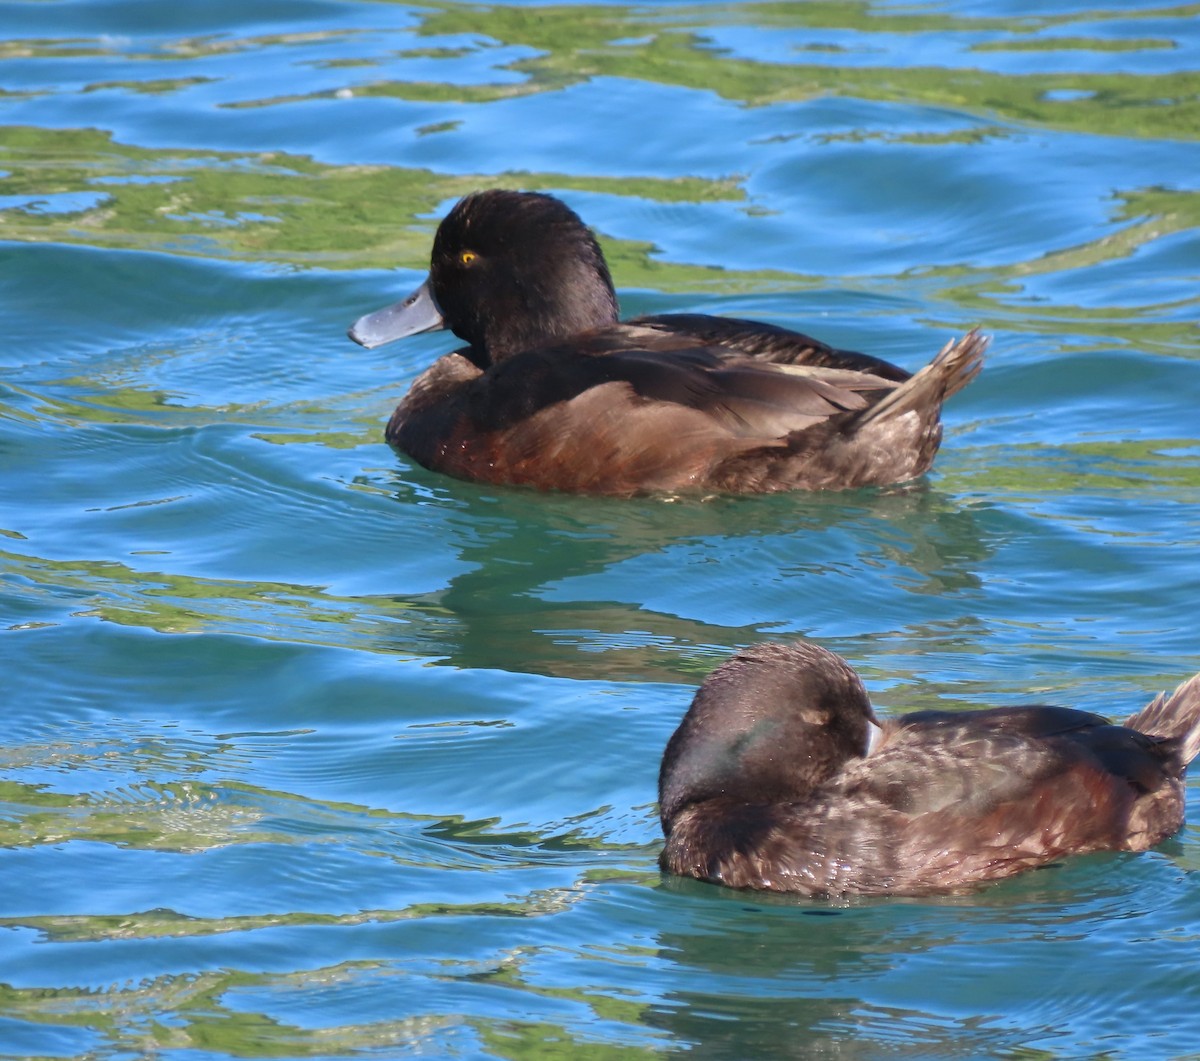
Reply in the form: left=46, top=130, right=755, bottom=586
left=1126, top=672, right=1200, bottom=769
left=855, top=328, right=987, bottom=426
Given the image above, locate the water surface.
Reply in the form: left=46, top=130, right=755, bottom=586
left=3, top=1, right=1200, bottom=1057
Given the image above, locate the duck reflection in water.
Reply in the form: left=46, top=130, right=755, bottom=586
left=660, top=641, right=1200, bottom=896
left=370, top=473, right=996, bottom=683
left=350, top=190, right=986, bottom=496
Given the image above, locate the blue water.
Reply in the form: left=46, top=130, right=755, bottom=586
left=3, top=1, right=1200, bottom=1057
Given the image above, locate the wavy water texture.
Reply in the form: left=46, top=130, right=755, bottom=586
left=0, top=0, right=1198, bottom=337
left=3, top=0, right=1200, bottom=1058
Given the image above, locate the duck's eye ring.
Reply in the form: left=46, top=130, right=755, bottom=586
left=459, top=250, right=479, bottom=266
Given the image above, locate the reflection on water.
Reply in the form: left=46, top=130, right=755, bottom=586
left=2, top=477, right=1008, bottom=697
left=2, top=2, right=1198, bottom=325
left=3, top=0, right=1200, bottom=1057
left=374, top=473, right=999, bottom=681
left=648, top=852, right=1200, bottom=1057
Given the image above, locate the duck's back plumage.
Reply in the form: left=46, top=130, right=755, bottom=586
left=387, top=319, right=985, bottom=495
left=632, top=313, right=912, bottom=379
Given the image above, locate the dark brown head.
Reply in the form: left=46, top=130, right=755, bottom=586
left=427, top=190, right=621, bottom=363
left=658, top=642, right=878, bottom=832
left=348, top=189, right=621, bottom=363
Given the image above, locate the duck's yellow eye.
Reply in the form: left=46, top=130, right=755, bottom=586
left=459, top=250, right=478, bottom=266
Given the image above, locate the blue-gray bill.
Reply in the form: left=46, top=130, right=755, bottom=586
left=348, top=278, right=445, bottom=349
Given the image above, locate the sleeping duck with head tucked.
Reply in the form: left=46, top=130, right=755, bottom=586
left=659, top=641, right=1200, bottom=896
left=348, top=189, right=987, bottom=496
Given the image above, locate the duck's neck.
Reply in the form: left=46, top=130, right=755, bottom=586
left=482, top=260, right=620, bottom=364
